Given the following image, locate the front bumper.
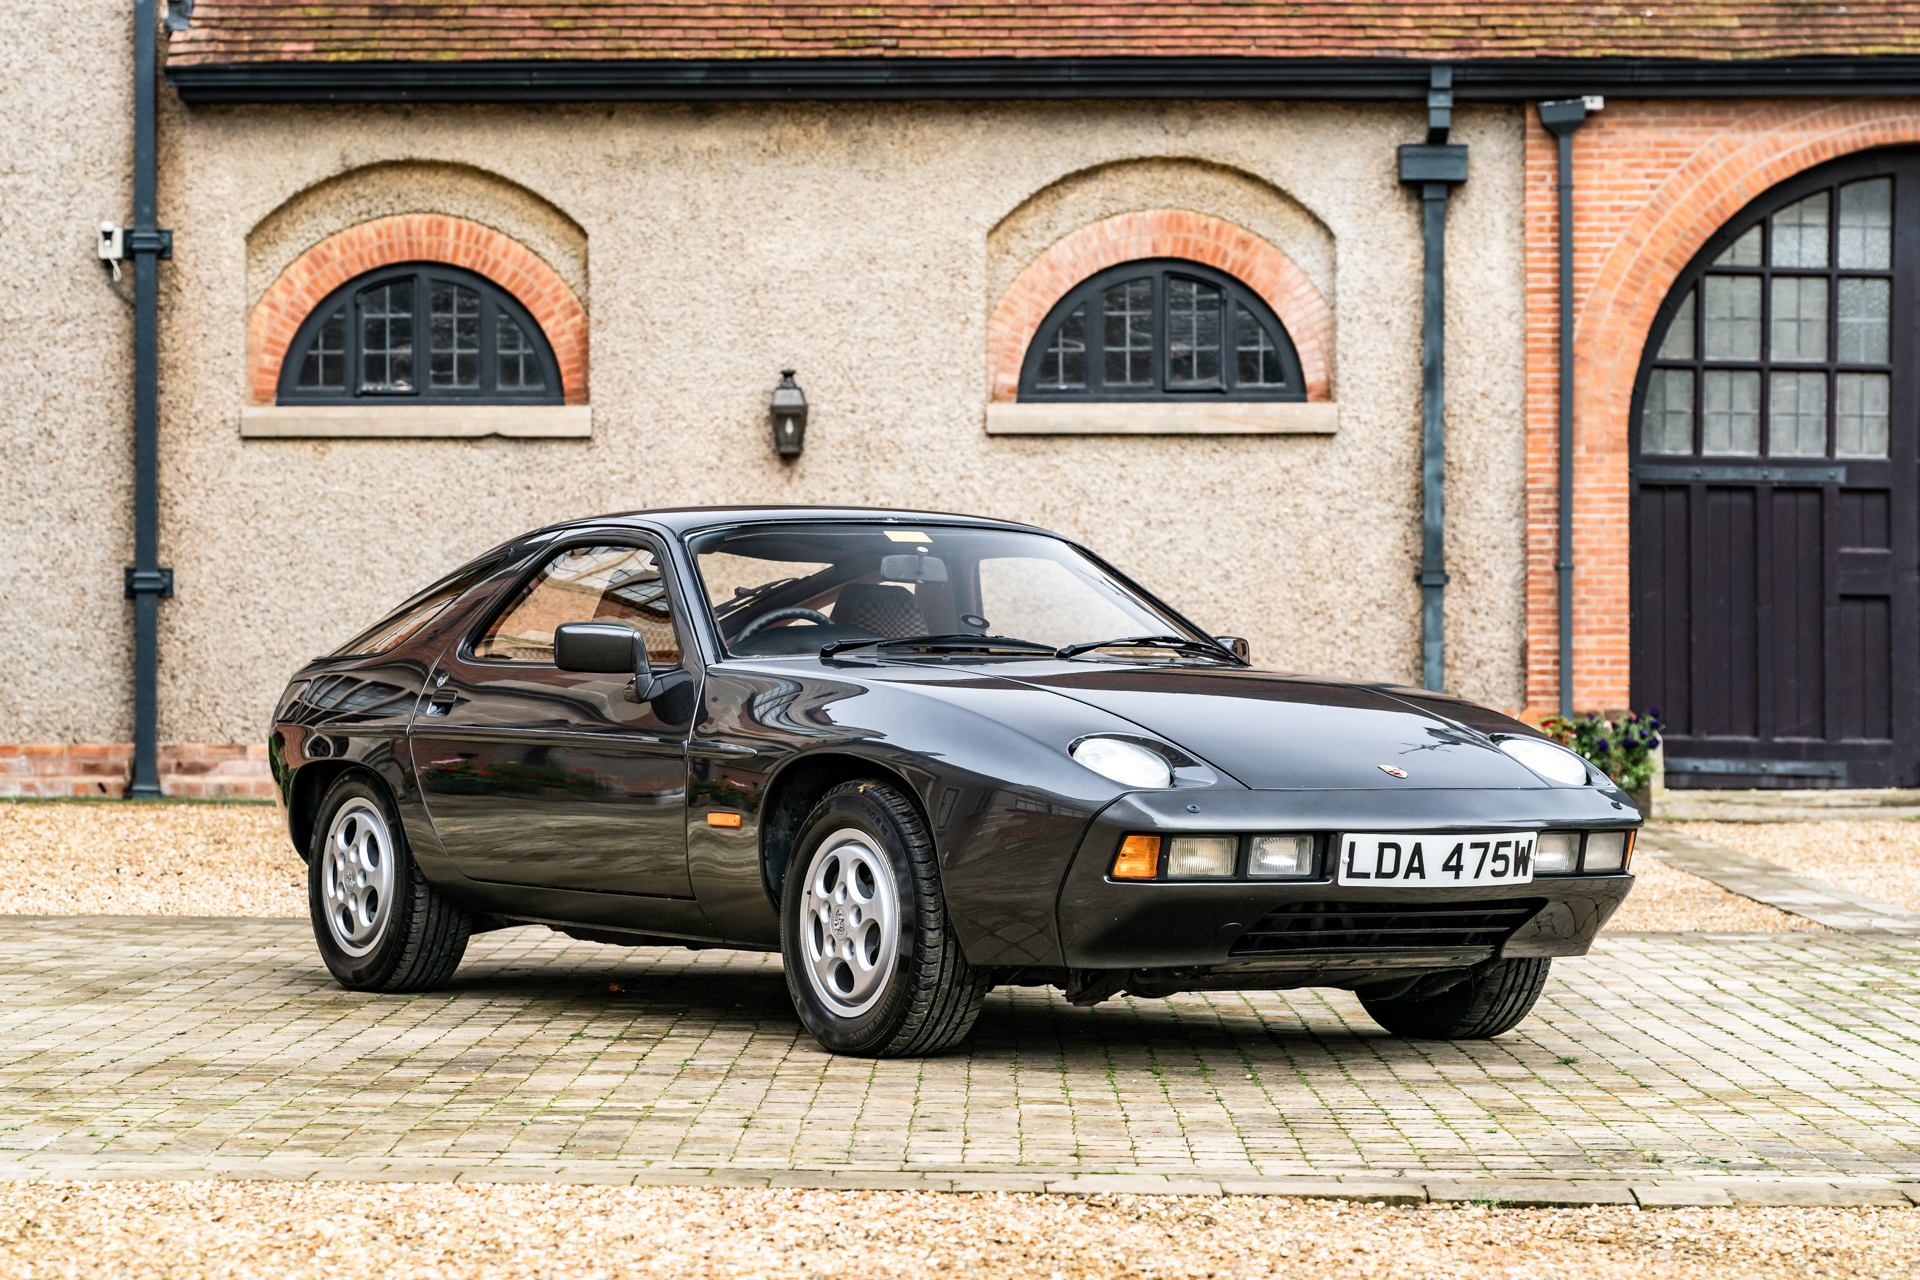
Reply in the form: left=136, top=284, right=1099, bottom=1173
left=1057, top=788, right=1638, bottom=984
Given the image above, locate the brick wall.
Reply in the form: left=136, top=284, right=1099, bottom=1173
left=1522, top=98, right=1920, bottom=719
left=0, top=745, right=275, bottom=800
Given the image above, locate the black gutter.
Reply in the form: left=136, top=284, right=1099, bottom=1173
left=1539, top=98, right=1591, bottom=720
left=167, top=54, right=1920, bottom=106
left=1398, top=70, right=1469, bottom=694
left=125, top=0, right=175, bottom=798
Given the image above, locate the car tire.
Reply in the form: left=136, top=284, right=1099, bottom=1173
left=781, top=779, right=991, bottom=1057
left=308, top=772, right=472, bottom=993
left=1358, top=957, right=1551, bottom=1039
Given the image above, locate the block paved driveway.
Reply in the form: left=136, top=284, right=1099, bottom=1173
left=1, top=917, right=1917, bottom=1186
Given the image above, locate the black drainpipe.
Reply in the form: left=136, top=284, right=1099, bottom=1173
left=1397, top=67, right=1468, bottom=692
left=1538, top=98, right=1593, bottom=718
left=124, top=0, right=175, bottom=797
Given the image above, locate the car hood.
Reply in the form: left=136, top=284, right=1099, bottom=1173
left=1003, top=665, right=1553, bottom=791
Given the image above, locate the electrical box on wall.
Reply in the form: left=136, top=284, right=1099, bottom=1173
left=98, top=224, right=124, bottom=260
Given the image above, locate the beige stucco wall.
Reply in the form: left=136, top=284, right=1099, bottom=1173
left=2, top=71, right=1531, bottom=744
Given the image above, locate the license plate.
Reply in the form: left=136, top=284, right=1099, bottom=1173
left=1336, top=832, right=1536, bottom=887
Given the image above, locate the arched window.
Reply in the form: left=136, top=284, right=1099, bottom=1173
left=276, top=262, right=562, bottom=405
left=1631, top=148, right=1917, bottom=789
left=1018, top=260, right=1305, bottom=402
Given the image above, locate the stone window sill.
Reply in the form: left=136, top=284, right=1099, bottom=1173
left=985, top=402, right=1337, bottom=436
left=240, top=405, right=591, bottom=440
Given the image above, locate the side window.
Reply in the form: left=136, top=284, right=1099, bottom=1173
left=329, top=558, right=500, bottom=657
left=472, top=545, right=681, bottom=666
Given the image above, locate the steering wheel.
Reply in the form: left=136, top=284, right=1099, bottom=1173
left=737, top=606, right=835, bottom=638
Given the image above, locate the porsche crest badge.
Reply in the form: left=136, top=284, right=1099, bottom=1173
left=1378, top=765, right=1409, bottom=778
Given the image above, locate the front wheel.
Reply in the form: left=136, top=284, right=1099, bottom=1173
left=308, top=772, right=472, bottom=992
left=781, top=780, right=990, bottom=1057
left=1359, top=958, right=1551, bottom=1039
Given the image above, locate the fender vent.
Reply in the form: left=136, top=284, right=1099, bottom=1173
left=1229, top=899, right=1545, bottom=956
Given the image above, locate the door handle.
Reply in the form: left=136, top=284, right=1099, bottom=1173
left=425, top=689, right=457, bottom=716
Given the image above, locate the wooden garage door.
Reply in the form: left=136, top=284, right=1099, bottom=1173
left=1631, top=148, right=1919, bottom=789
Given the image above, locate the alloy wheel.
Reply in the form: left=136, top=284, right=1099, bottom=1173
left=799, top=827, right=901, bottom=1017
left=321, top=798, right=397, bottom=958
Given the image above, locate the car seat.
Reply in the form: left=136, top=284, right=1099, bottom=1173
left=831, top=583, right=926, bottom=639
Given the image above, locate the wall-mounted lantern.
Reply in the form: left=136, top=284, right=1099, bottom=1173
left=770, top=369, right=808, bottom=457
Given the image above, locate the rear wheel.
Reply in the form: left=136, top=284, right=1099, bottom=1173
left=308, top=772, right=472, bottom=992
left=781, top=780, right=990, bottom=1057
left=1358, top=958, right=1551, bottom=1039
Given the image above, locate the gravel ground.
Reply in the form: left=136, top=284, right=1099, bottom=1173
left=1674, top=820, right=1920, bottom=914
left=0, top=1184, right=1913, bottom=1280
left=0, top=803, right=302, bottom=917
left=0, top=802, right=1813, bottom=934
left=1605, top=851, right=1818, bottom=933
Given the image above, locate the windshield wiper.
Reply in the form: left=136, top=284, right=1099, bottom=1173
left=820, top=633, right=1058, bottom=659
left=1054, top=634, right=1240, bottom=662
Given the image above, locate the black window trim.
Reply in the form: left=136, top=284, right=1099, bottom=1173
left=461, top=533, right=693, bottom=670
left=277, top=261, right=564, bottom=406
left=1017, top=258, right=1307, bottom=403
left=1635, top=149, right=1905, bottom=467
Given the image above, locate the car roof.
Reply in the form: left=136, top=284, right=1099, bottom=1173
left=532, top=504, right=1054, bottom=540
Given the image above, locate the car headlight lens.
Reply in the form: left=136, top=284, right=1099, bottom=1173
left=1498, top=737, right=1591, bottom=786
left=1167, top=836, right=1237, bottom=878
left=1071, top=737, right=1173, bottom=789
left=1535, top=832, right=1579, bottom=874
left=1249, top=834, right=1314, bottom=878
left=1585, top=831, right=1630, bottom=872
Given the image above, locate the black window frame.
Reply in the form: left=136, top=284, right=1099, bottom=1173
left=1637, top=159, right=1902, bottom=462
left=1017, top=258, right=1307, bottom=403
left=276, top=261, right=564, bottom=406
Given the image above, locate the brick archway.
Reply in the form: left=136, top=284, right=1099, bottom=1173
left=1526, top=101, right=1920, bottom=716
left=987, top=210, right=1334, bottom=403
left=248, top=214, right=588, bottom=405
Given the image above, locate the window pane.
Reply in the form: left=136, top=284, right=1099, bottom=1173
left=1102, top=280, right=1153, bottom=386
left=1657, top=290, right=1695, bottom=360
left=1713, top=225, right=1762, bottom=266
left=429, top=281, right=481, bottom=389
left=1702, top=369, right=1761, bottom=455
left=1836, top=277, right=1890, bottom=364
left=496, top=309, right=545, bottom=390
left=1702, top=276, right=1761, bottom=360
left=474, top=545, right=680, bottom=666
left=1166, top=278, right=1222, bottom=386
left=1837, top=178, right=1893, bottom=270
left=1643, top=368, right=1695, bottom=455
left=1769, top=276, right=1828, bottom=362
left=359, top=280, right=414, bottom=393
left=297, top=306, right=347, bottom=388
left=1770, top=192, right=1829, bottom=268
left=1235, top=304, right=1287, bottom=386
left=1038, top=304, right=1087, bottom=390
left=1836, top=373, right=1891, bottom=458
left=1768, top=371, right=1827, bottom=457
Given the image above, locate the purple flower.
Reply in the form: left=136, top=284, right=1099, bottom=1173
left=1649, top=736, right=1661, bottom=750
left=1597, top=738, right=1611, bottom=753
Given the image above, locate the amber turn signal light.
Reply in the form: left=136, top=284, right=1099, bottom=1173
left=1111, top=834, right=1161, bottom=879
left=706, top=812, right=743, bottom=828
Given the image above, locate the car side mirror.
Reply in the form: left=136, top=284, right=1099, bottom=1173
left=554, top=622, right=656, bottom=699
left=1215, top=635, right=1251, bottom=663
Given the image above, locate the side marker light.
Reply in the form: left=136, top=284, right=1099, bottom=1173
left=1112, top=835, right=1161, bottom=879
left=707, top=812, right=743, bottom=828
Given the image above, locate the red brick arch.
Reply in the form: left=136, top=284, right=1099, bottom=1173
left=1525, top=100, right=1920, bottom=716
left=248, top=214, right=587, bottom=405
left=987, top=210, right=1334, bottom=403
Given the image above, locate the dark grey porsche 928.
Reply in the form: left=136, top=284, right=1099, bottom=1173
left=271, top=506, right=1640, bottom=1057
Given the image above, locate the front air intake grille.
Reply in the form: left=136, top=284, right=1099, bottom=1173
left=1229, top=899, right=1545, bottom=956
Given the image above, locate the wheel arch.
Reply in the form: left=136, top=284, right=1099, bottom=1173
left=758, top=750, right=932, bottom=909
left=288, top=760, right=379, bottom=860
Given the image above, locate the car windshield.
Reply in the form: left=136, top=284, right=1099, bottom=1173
left=689, top=522, right=1211, bottom=659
